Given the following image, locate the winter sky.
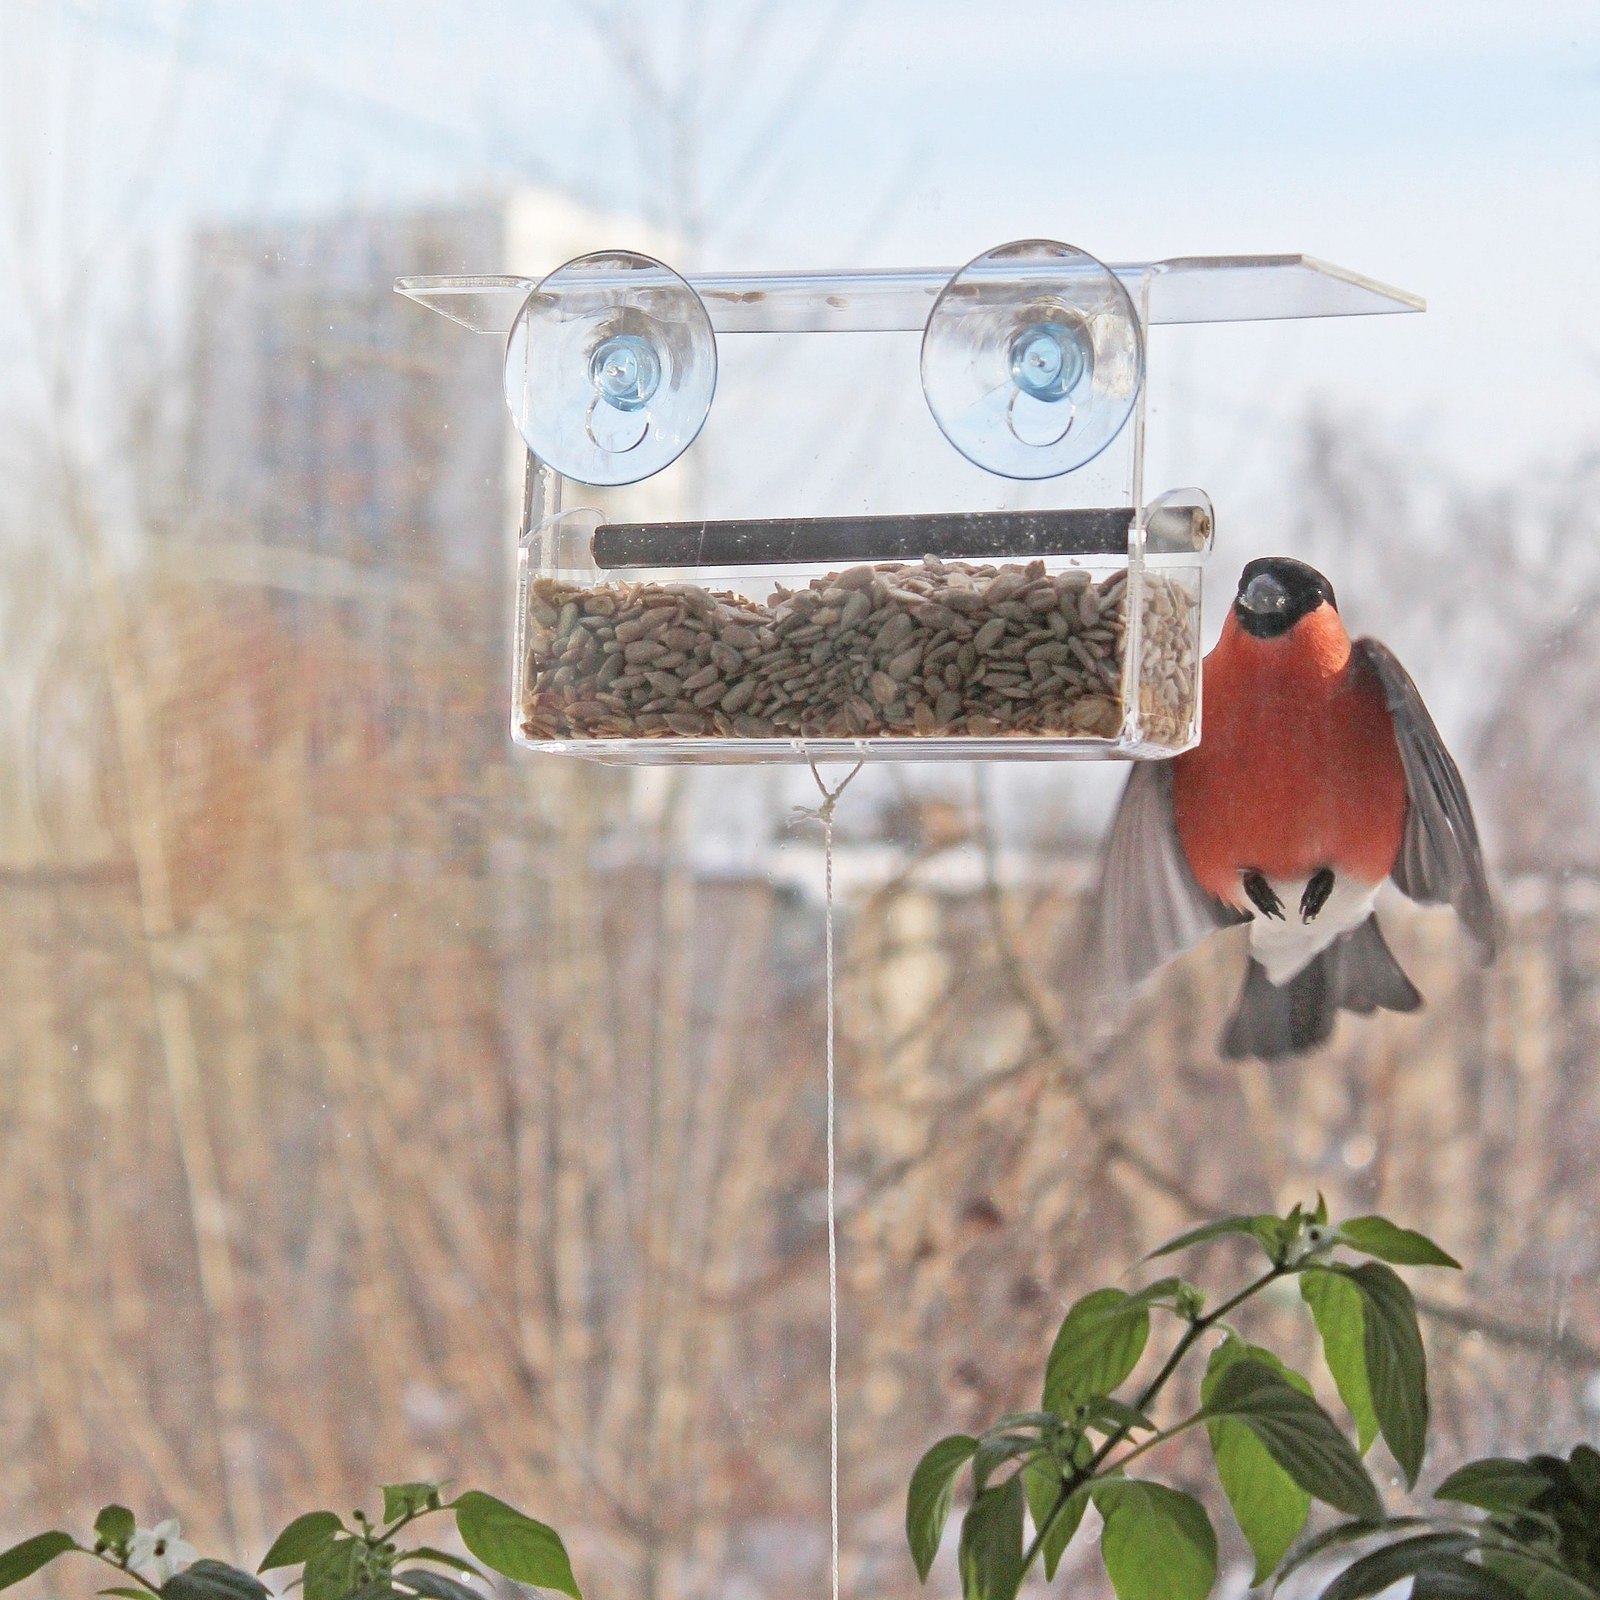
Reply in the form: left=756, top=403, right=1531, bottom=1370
left=4, top=0, right=1598, bottom=498
left=3, top=0, right=1596, bottom=845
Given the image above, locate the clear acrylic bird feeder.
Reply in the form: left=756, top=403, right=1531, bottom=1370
left=397, top=242, right=1421, bottom=764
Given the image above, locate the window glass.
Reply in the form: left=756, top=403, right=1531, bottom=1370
left=2, top=6, right=1597, bottom=1599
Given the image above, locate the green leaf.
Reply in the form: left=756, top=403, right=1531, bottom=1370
left=1124, top=1276, right=1189, bottom=1309
left=1302, top=1269, right=1380, bottom=1452
left=1201, top=1341, right=1313, bottom=1582
left=1275, top=1517, right=1432, bottom=1586
left=906, top=1435, right=978, bottom=1582
left=381, top=1486, right=443, bottom=1525
left=1480, top=1546, right=1600, bottom=1600
left=1319, top=1533, right=1475, bottom=1600
left=162, top=1560, right=272, bottom=1600
left=1080, top=1397, right=1155, bottom=1435
left=971, top=1434, right=1041, bottom=1492
left=1042, top=1289, right=1149, bottom=1412
left=1255, top=1215, right=1298, bottom=1257
left=985, top=1412, right=1056, bottom=1435
left=1093, top=1481, right=1217, bottom=1600
left=304, top=1537, right=365, bottom=1600
left=1341, top=1261, right=1431, bottom=1487
left=394, top=1553, right=482, bottom=1580
left=1570, top=1441, right=1600, bottom=1498
left=1023, top=1450, right=1091, bottom=1581
left=957, top=1477, right=1025, bottom=1600
left=1203, top=1341, right=1314, bottom=1409
left=259, top=1514, right=346, bottom=1574
left=1409, top=1561, right=1528, bottom=1600
left=452, top=1493, right=580, bottom=1600
left=94, top=1510, right=136, bottom=1552
left=1435, top=1458, right=1551, bottom=1515
left=1338, top=1217, right=1461, bottom=1269
left=1147, top=1215, right=1278, bottom=1260
left=390, top=1573, right=479, bottom=1600
left=1201, top=1355, right=1383, bottom=1523
left=0, top=1534, right=77, bottom=1593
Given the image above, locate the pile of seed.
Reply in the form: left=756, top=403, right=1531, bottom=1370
left=1135, top=572, right=1200, bottom=748
left=519, top=556, right=1195, bottom=744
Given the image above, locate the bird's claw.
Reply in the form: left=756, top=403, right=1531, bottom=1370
left=1300, top=868, right=1335, bottom=923
left=1242, top=871, right=1286, bottom=920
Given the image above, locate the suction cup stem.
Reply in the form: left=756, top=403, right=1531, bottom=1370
left=503, top=250, right=717, bottom=486
left=921, top=239, right=1144, bottom=480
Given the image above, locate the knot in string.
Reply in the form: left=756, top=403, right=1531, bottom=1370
left=790, top=757, right=865, bottom=831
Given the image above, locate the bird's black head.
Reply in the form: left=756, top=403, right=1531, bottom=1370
left=1232, top=557, right=1337, bottom=639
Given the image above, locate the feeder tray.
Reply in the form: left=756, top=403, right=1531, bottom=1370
left=397, top=244, right=1421, bottom=765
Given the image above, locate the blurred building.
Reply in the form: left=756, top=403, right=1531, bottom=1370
left=164, top=189, right=681, bottom=892
left=186, top=188, right=675, bottom=579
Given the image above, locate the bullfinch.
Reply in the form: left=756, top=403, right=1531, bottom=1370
left=1091, top=556, right=1495, bottom=1060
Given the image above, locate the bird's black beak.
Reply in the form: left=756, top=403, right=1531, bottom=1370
left=1238, top=571, right=1290, bottom=619
left=1233, top=556, right=1336, bottom=638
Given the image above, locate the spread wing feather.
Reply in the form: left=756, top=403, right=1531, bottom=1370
left=1089, top=757, right=1247, bottom=1005
left=1353, top=638, right=1496, bottom=962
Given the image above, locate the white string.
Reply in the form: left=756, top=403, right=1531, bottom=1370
left=824, top=800, right=840, bottom=1600
left=798, top=758, right=863, bottom=1600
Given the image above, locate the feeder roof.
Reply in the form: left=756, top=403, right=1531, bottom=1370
left=396, top=255, right=1422, bottom=336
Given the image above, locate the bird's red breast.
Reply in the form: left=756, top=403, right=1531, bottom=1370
left=1172, top=603, right=1407, bottom=910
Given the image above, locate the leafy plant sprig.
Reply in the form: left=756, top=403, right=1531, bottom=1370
left=1280, top=1444, right=1600, bottom=1600
left=906, top=1199, right=1461, bottom=1600
left=0, top=1507, right=251, bottom=1600
left=0, top=1482, right=581, bottom=1600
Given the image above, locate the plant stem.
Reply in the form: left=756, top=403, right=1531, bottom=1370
left=1107, top=1414, right=1205, bottom=1472
left=1017, top=1481, right=1076, bottom=1579
left=84, top=1548, right=163, bottom=1596
left=375, top=1506, right=437, bottom=1547
left=1135, top=1269, right=1281, bottom=1411
left=1014, top=1265, right=1286, bottom=1587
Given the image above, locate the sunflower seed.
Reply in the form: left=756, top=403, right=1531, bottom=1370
left=519, top=564, right=1195, bottom=745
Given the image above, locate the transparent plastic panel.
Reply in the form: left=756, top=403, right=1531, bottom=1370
left=1122, top=489, right=1214, bottom=755
left=517, top=542, right=1159, bottom=763
left=395, top=255, right=1424, bottom=336
left=1131, top=562, right=1202, bottom=752
left=505, top=302, right=1200, bottom=764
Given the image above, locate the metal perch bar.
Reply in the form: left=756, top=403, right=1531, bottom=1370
left=589, top=505, right=1216, bottom=569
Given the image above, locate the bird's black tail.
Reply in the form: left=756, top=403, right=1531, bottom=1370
left=1221, top=915, right=1423, bottom=1061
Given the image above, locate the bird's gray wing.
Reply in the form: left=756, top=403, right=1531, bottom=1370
left=1089, top=757, right=1247, bottom=1005
left=1353, top=637, right=1496, bottom=962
